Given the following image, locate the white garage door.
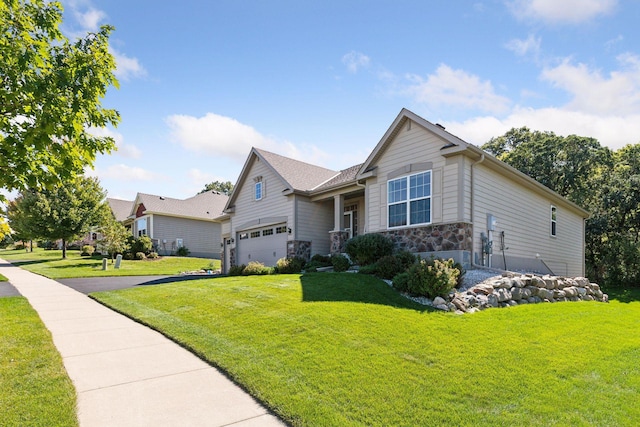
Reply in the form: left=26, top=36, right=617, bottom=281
left=237, top=224, right=288, bottom=266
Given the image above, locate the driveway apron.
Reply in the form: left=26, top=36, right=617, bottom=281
left=0, top=258, right=285, bottom=427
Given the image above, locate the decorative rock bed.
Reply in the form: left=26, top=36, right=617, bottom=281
left=396, top=272, right=608, bottom=313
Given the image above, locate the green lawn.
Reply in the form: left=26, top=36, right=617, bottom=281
left=0, top=248, right=219, bottom=279
left=91, top=273, right=640, bottom=426
left=0, top=273, right=7, bottom=282
left=0, top=297, right=78, bottom=427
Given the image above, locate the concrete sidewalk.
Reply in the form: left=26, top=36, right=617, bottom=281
left=0, top=259, right=286, bottom=427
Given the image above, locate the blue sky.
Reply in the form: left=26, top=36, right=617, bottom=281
left=58, top=0, right=640, bottom=201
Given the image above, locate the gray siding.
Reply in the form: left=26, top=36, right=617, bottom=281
left=152, top=215, right=221, bottom=259
left=295, top=196, right=334, bottom=256
left=472, top=164, right=584, bottom=276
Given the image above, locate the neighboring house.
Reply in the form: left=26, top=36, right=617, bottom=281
left=121, top=191, right=228, bottom=259
left=107, top=198, right=135, bottom=231
left=221, top=108, right=589, bottom=277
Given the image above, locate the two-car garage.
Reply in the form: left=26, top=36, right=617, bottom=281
left=236, top=224, right=288, bottom=266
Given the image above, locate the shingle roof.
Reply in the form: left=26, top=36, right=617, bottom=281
left=107, top=198, right=134, bottom=222
left=255, top=148, right=338, bottom=191
left=314, top=163, right=363, bottom=191
left=136, top=191, right=228, bottom=221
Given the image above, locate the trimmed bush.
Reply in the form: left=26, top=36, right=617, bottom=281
left=374, top=255, right=406, bottom=280
left=228, top=264, right=246, bottom=276
left=147, top=251, right=159, bottom=259
left=406, top=258, right=460, bottom=299
left=344, top=233, right=394, bottom=266
left=392, top=272, right=411, bottom=292
left=242, top=261, right=273, bottom=276
left=123, top=252, right=134, bottom=260
left=310, top=254, right=331, bottom=264
left=81, top=245, right=95, bottom=256
left=331, top=254, right=351, bottom=272
left=130, top=236, right=153, bottom=255
left=176, top=246, right=190, bottom=256
left=357, top=264, right=377, bottom=275
left=276, top=257, right=306, bottom=274
left=135, top=252, right=147, bottom=260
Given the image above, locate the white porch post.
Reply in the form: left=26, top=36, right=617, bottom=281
left=333, top=195, right=344, bottom=232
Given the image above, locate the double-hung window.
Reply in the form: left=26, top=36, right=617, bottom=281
left=387, top=171, right=432, bottom=228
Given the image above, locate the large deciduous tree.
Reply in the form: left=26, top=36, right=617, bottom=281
left=0, top=0, right=120, bottom=197
left=9, top=177, right=107, bottom=258
left=483, top=128, right=640, bottom=288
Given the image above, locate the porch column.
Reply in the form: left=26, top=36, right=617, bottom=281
left=333, top=194, right=344, bottom=231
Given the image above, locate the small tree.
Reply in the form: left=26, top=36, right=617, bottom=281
left=99, top=215, right=130, bottom=261
left=10, top=177, right=107, bottom=259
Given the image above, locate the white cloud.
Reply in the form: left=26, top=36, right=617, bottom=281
left=541, top=54, right=640, bottom=115
left=403, top=64, right=511, bottom=114
left=111, top=48, right=147, bottom=81
left=166, top=112, right=332, bottom=167
left=98, top=164, right=163, bottom=181
left=507, top=0, right=617, bottom=24
left=74, top=8, right=105, bottom=31
left=342, top=51, right=371, bottom=74
left=89, top=127, right=142, bottom=159
left=505, top=34, right=541, bottom=57
left=443, top=107, right=640, bottom=150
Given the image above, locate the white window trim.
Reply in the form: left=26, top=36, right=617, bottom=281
left=255, top=181, right=263, bottom=201
left=387, top=171, right=432, bottom=229
left=550, top=205, right=557, bottom=237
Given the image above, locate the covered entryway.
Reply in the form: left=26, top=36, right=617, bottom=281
left=236, top=224, right=288, bottom=266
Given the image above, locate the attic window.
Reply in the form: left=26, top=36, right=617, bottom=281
left=255, top=181, right=263, bottom=201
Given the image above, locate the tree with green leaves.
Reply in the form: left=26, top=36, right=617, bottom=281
left=9, top=177, right=108, bottom=258
left=483, top=128, right=640, bottom=288
left=0, top=217, right=11, bottom=242
left=0, top=0, right=120, bottom=198
left=98, top=213, right=130, bottom=261
left=5, top=192, right=39, bottom=251
left=199, top=180, right=234, bottom=196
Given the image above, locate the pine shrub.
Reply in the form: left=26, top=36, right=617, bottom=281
left=406, top=258, right=460, bottom=298
left=344, top=233, right=394, bottom=266
left=331, top=254, right=351, bottom=272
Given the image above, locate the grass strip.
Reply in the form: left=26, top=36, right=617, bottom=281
left=0, top=248, right=219, bottom=279
left=0, top=297, right=77, bottom=427
left=92, top=273, right=640, bottom=426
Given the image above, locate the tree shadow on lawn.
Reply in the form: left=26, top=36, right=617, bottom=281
left=300, top=272, right=431, bottom=312
left=3, top=259, right=50, bottom=267
left=604, top=287, right=640, bottom=303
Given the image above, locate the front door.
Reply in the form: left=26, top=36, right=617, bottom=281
left=343, top=203, right=358, bottom=238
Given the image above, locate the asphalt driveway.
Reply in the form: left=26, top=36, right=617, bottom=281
left=56, top=274, right=218, bottom=294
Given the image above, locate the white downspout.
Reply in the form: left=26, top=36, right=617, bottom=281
left=470, top=154, right=485, bottom=267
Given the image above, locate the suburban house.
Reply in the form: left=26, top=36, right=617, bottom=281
left=106, top=198, right=134, bottom=231
left=220, top=108, right=589, bottom=277
left=111, top=191, right=228, bottom=259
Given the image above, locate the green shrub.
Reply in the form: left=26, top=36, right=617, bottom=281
left=176, top=246, right=190, bottom=256
left=130, top=236, right=153, bottom=254
left=135, top=252, right=147, bottom=260
left=276, top=257, right=306, bottom=274
left=228, top=264, right=246, bottom=276
left=242, top=261, right=272, bottom=276
left=147, top=251, right=159, bottom=259
left=395, top=250, right=418, bottom=270
left=392, top=272, right=411, bottom=292
left=331, top=254, right=351, bottom=272
left=357, top=264, right=377, bottom=275
left=81, top=245, right=95, bottom=256
left=453, top=260, right=466, bottom=288
left=123, top=252, right=134, bottom=260
left=374, top=255, right=406, bottom=280
left=406, top=258, right=459, bottom=298
left=344, top=233, right=394, bottom=266
left=310, top=254, right=331, bottom=264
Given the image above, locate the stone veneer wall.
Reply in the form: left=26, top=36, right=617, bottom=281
left=380, top=222, right=473, bottom=253
left=329, top=231, right=350, bottom=254
left=287, top=240, right=311, bottom=261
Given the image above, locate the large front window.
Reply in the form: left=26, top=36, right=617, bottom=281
left=387, top=171, right=431, bottom=228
